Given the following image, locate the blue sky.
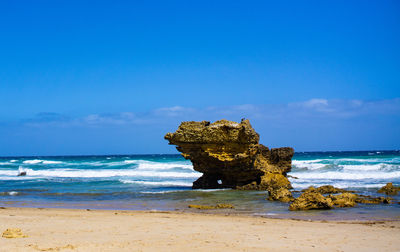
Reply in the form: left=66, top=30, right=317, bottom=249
left=0, top=1, right=399, bottom=156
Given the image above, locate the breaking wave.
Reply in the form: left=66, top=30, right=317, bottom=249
left=0, top=168, right=200, bottom=179
left=22, top=159, right=63, bottom=165
left=119, top=180, right=192, bottom=187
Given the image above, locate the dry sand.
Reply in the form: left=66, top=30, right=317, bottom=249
left=0, top=207, right=399, bottom=251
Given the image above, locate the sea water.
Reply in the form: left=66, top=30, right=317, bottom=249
left=0, top=151, right=399, bottom=220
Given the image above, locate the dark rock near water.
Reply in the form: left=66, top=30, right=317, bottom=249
left=165, top=119, right=294, bottom=202
left=328, top=193, right=358, bottom=208
left=355, top=195, right=392, bottom=204
left=291, top=185, right=393, bottom=210
left=17, top=171, right=26, bottom=176
left=289, top=191, right=333, bottom=211
left=378, top=183, right=400, bottom=196
left=301, top=185, right=350, bottom=194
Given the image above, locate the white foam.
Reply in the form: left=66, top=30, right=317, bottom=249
left=22, top=159, right=63, bottom=165
left=291, top=182, right=387, bottom=190
left=124, top=160, right=193, bottom=170
left=124, top=160, right=138, bottom=164
left=23, top=159, right=44, bottom=164
left=120, top=180, right=192, bottom=187
left=137, top=162, right=193, bottom=171
left=290, top=171, right=400, bottom=180
left=292, top=160, right=327, bottom=170
left=292, top=157, right=400, bottom=171
left=293, top=159, right=324, bottom=164
left=254, top=213, right=277, bottom=216
left=10, top=160, right=18, bottom=163
left=339, top=164, right=392, bottom=171
left=193, top=189, right=231, bottom=192
left=42, top=161, right=63, bottom=164
left=0, top=168, right=201, bottom=179
left=140, top=190, right=182, bottom=194
left=18, top=166, right=27, bottom=173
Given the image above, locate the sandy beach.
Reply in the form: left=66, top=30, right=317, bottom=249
left=0, top=207, right=399, bottom=251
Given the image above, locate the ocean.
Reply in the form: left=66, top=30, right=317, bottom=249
left=1, top=151, right=399, bottom=220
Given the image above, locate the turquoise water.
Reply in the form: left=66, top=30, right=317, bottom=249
left=0, top=151, right=399, bottom=220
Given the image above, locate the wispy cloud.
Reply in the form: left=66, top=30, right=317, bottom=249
left=152, top=106, right=195, bottom=117
left=18, top=98, right=400, bottom=128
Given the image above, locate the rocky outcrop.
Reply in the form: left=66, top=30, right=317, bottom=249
left=378, top=183, right=400, bottom=195
left=301, top=185, right=350, bottom=194
left=165, top=119, right=294, bottom=201
left=328, top=193, right=358, bottom=208
left=289, top=191, right=333, bottom=211
left=291, top=186, right=393, bottom=210
left=355, top=195, right=392, bottom=204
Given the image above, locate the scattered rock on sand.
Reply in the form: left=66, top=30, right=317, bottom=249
left=215, top=203, right=235, bottom=209
left=378, top=183, right=400, bottom=195
left=2, top=228, right=27, bottom=238
left=165, top=119, right=294, bottom=202
left=188, top=204, right=235, bottom=210
left=289, top=191, right=333, bottom=211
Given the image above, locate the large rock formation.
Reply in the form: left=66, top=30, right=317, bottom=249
left=164, top=119, right=294, bottom=201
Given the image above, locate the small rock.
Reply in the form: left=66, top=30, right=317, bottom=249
left=302, top=185, right=349, bottom=194
left=378, top=183, right=400, bottom=195
left=188, top=203, right=235, bottom=210
left=289, top=191, right=333, bottom=211
left=215, top=203, right=235, bottom=209
left=328, top=193, right=358, bottom=207
left=267, top=187, right=294, bottom=203
left=355, top=195, right=392, bottom=204
left=2, top=228, right=27, bottom=238
left=261, top=173, right=294, bottom=202
left=17, top=171, right=26, bottom=176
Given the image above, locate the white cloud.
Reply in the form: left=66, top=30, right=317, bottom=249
left=153, top=106, right=195, bottom=117
left=20, top=98, right=400, bottom=128
left=302, top=98, right=329, bottom=108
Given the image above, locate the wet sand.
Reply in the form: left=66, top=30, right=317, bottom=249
left=0, top=207, right=399, bottom=251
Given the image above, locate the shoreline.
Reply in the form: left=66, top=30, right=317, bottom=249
left=1, top=207, right=400, bottom=251
left=2, top=198, right=400, bottom=222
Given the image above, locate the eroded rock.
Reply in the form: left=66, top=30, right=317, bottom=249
left=355, top=195, right=392, bottom=204
left=328, top=193, right=358, bottom=207
left=165, top=119, right=294, bottom=202
left=378, top=183, right=400, bottom=196
left=301, top=185, right=350, bottom=194
left=289, top=191, right=333, bottom=211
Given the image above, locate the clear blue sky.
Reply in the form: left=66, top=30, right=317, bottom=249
left=0, top=0, right=399, bottom=156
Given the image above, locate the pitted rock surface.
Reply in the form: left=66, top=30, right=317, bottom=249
left=165, top=119, right=294, bottom=201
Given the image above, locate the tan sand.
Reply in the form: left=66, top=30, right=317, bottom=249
left=0, top=207, right=399, bottom=251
